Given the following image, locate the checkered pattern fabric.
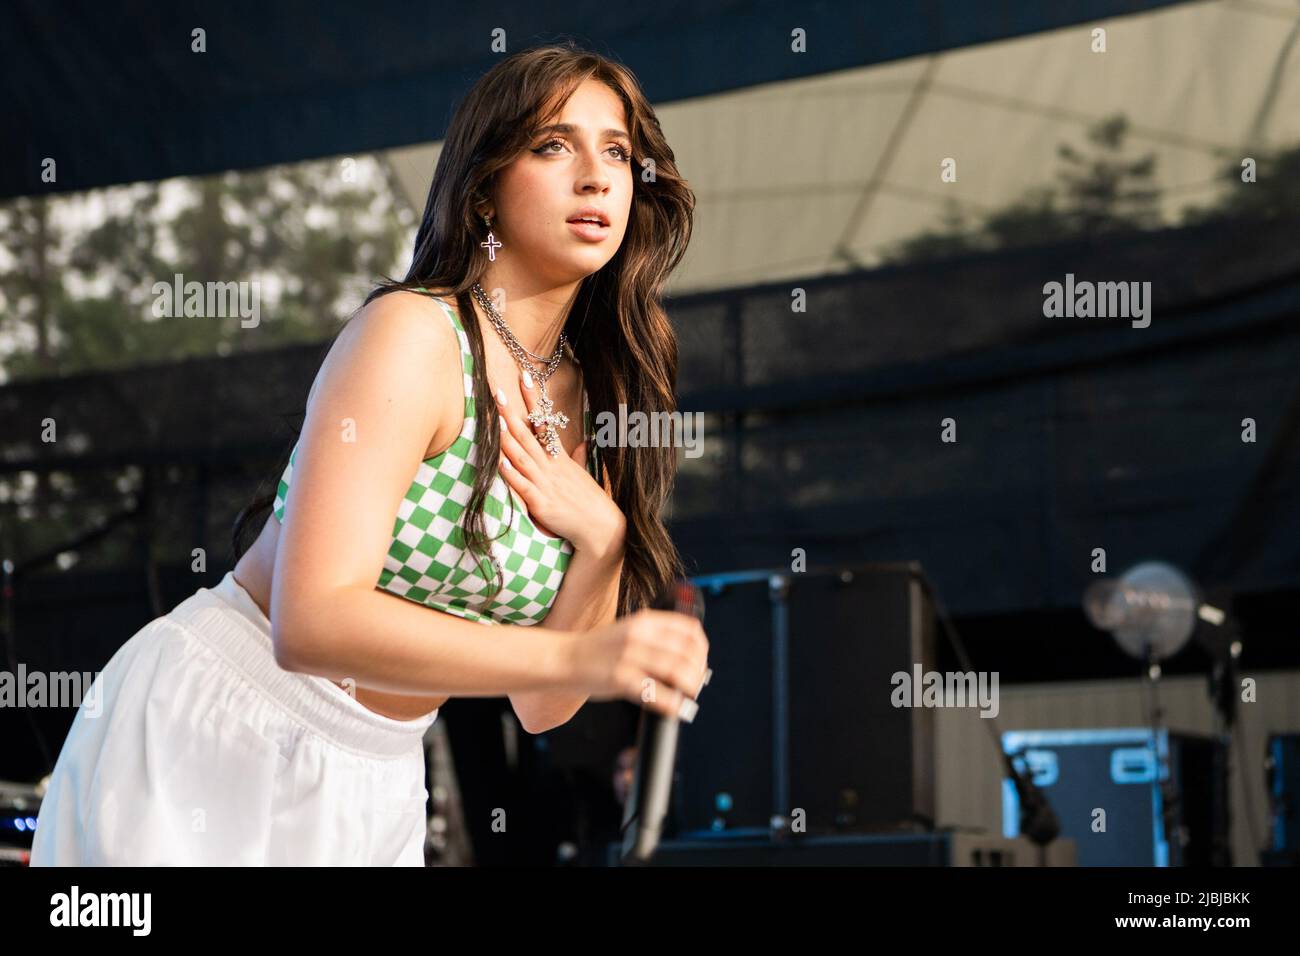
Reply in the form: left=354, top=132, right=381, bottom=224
left=272, top=293, right=600, bottom=626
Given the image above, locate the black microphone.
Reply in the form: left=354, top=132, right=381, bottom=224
left=619, top=578, right=708, bottom=865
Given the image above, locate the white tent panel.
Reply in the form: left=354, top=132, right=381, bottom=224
left=386, top=0, right=1300, bottom=295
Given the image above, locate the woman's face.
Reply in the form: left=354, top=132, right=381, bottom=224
left=490, top=78, right=634, bottom=286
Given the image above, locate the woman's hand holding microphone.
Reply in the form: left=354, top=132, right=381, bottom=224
left=561, top=608, right=711, bottom=722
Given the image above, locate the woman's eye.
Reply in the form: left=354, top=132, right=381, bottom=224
left=532, top=138, right=632, bottom=162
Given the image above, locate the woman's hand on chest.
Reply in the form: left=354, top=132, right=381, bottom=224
left=494, top=369, right=624, bottom=555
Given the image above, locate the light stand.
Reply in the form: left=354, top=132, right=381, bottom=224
left=1084, top=560, right=1233, bottom=866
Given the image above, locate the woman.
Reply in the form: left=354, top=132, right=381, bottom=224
left=31, top=41, right=708, bottom=866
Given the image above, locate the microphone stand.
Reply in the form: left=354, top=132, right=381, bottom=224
left=1139, top=645, right=1185, bottom=865
left=1000, top=747, right=1062, bottom=862
left=911, top=571, right=1061, bottom=855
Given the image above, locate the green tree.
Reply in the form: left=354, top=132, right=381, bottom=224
left=0, top=155, right=412, bottom=381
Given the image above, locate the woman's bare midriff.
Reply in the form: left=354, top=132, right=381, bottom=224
left=232, top=514, right=450, bottom=722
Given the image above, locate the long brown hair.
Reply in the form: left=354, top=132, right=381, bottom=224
left=234, top=41, right=695, bottom=615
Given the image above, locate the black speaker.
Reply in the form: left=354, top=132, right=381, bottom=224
left=675, top=562, right=937, bottom=836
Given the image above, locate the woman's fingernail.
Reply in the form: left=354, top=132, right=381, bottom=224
left=495, top=387, right=507, bottom=406
left=500, top=417, right=509, bottom=432
left=677, top=697, right=699, bottom=723
left=522, top=369, right=534, bottom=390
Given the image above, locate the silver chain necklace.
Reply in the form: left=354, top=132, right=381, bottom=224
left=470, top=283, right=570, bottom=457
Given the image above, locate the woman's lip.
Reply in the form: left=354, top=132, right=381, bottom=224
left=567, top=220, right=610, bottom=241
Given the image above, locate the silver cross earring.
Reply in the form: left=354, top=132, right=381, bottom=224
left=480, top=213, right=502, bottom=262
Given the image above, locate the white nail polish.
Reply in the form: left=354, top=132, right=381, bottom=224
left=678, top=697, right=699, bottom=723
left=522, top=369, right=534, bottom=389
left=495, top=387, right=507, bottom=406
left=500, top=417, right=509, bottom=432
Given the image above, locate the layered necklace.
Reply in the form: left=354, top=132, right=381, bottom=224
left=469, top=283, right=570, bottom=457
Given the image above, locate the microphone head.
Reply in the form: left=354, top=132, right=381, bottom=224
left=650, top=577, right=705, bottom=624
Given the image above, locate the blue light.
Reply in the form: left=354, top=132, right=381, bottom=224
left=14, top=819, right=26, bottom=832
left=27, top=817, right=37, bottom=829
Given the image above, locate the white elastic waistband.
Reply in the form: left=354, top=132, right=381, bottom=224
left=165, top=571, right=438, bottom=758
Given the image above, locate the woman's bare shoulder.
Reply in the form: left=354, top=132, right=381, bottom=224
left=302, top=288, right=467, bottom=459
left=305, top=289, right=452, bottom=399
left=383, top=286, right=459, bottom=315
left=362, top=286, right=456, bottom=320
left=345, top=288, right=462, bottom=352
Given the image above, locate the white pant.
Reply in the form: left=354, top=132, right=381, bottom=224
left=30, top=571, right=440, bottom=866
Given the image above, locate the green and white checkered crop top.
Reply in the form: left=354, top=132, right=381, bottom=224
left=271, top=293, right=599, bottom=626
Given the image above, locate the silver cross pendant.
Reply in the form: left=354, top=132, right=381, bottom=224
left=526, top=394, right=570, bottom=457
